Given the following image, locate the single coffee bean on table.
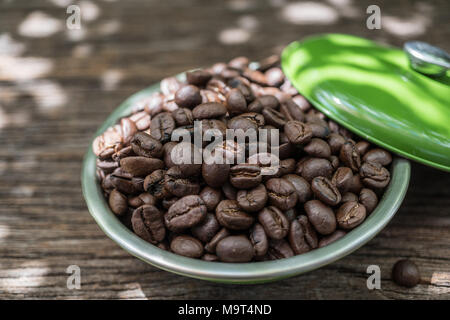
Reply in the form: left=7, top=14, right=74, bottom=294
left=93, top=55, right=393, bottom=262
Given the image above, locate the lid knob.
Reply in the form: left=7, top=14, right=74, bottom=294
left=404, top=41, right=450, bottom=77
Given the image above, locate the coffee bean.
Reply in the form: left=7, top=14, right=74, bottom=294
left=150, top=112, right=175, bottom=143
left=191, top=213, right=221, bottom=243
left=108, top=189, right=128, bottom=216
left=340, top=141, right=361, bottom=172
left=328, top=133, right=346, bottom=154
left=228, top=113, right=263, bottom=132
left=359, top=161, right=390, bottom=188
left=144, top=169, right=169, bottom=200
left=301, top=158, right=333, bottom=182
left=308, top=122, right=330, bottom=139
left=249, top=223, right=268, bottom=258
left=199, top=186, right=222, bottom=211
left=165, top=195, right=207, bottom=232
left=342, top=192, right=358, bottom=202
left=348, top=174, right=364, bottom=194
left=318, top=230, right=346, bottom=247
left=131, top=132, right=163, bottom=158
left=226, top=88, right=247, bottom=115
left=192, top=102, right=227, bottom=119
left=128, top=193, right=156, bottom=208
left=262, top=107, right=286, bottom=128
left=172, top=108, right=193, bottom=126
left=110, top=173, right=144, bottom=195
left=162, top=197, right=178, bottom=210
left=186, top=70, right=212, bottom=86
left=282, top=174, right=312, bottom=203
left=236, top=184, right=267, bottom=212
left=278, top=158, right=296, bottom=176
left=311, top=176, right=341, bottom=206
left=304, top=138, right=331, bottom=158
left=363, top=148, right=392, bottom=166
left=329, top=155, right=339, bottom=169
left=202, top=253, right=219, bottom=261
left=170, top=235, right=204, bottom=258
left=267, top=239, right=294, bottom=260
left=304, top=200, right=336, bottom=235
left=284, top=121, right=312, bottom=145
left=120, top=156, right=164, bottom=177
left=359, top=188, right=378, bottom=213
left=336, top=201, right=366, bottom=230
left=392, top=259, right=420, bottom=287
left=222, top=182, right=237, bottom=200
left=175, top=85, right=202, bottom=109
left=288, top=218, right=316, bottom=255
left=230, top=164, right=262, bottom=189
left=355, top=141, right=370, bottom=156
left=266, top=178, right=298, bottom=210
left=331, top=167, right=353, bottom=193
left=164, top=166, right=200, bottom=197
left=202, top=163, right=230, bottom=188
left=216, top=200, right=254, bottom=230
left=205, top=228, right=230, bottom=253
left=216, top=235, right=254, bottom=262
left=258, top=206, right=289, bottom=240
left=163, top=141, right=178, bottom=168
left=131, top=205, right=165, bottom=244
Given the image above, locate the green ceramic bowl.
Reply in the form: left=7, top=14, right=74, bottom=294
left=81, top=75, right=411, bottom=284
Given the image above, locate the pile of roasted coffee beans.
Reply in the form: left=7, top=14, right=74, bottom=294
left=93, top=55, right=392, bottom=262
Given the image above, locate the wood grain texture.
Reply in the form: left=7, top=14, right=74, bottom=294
left=0, top=0, right=449, bottom=299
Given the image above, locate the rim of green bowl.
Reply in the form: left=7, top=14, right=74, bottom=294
left=81, top=74, right=411, bottom=284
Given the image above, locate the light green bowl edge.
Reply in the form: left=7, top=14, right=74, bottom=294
left=81, top=76, right=411, bottom=285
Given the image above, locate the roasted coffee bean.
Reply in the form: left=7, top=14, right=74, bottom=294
left=191, top=213, right=221, bottom=243
left=192, top=102, right=227, bottom=119
left=311, top=176, right=341, bottom=206
left=359, top=188, right=378, bottom=213
left=304, top=138, right=331, bottom=158
left=222, top=182, right=237, bottom=200
left=110, top=174, right=144, bottom=195
left=216, top=200, right=254, bottom=230
left=174, top=85, right=202, bottom=109
left=262, top=108, right=286, bottom=128
left=162, top=197, right=178, bottom=210
left=249, top=223, right=268, bottom=258
left=128, top=193, right=156, bottom=208
left=284, top=208, right=297, bottom=222
left=342, top=192, right=358, bottom=202
left=280, top=98, right=305, bottom=122
left=228, top=113, right=264, bottom=132
left=331, top=167, right=353, bottom=193
left=328, top=133, right=346, bottom=154
left=304, top=200, right=336, bottom=235
left=266, top=178, right=298, bottom=210
left=130, top=132, right=163, bottom=158
left=170, top=235, right=204, bottom=258
left=186, top=70, right=212, bottom=86
left=282, top=174, right=312, bottom=203
left=236, top=184, right=267, bottom=212
left=199, top=186, right=222, bottom=211
left=228, top=56, right=249, bottom=70
left=168, top=142, right=202, bottom=176
left=108, top=189, right=128, bottom=216
left=278, top=158, right=296, bottom=176
left=348, top=174, right=364, bottom=194
left=229, top=164, right=262, bottom=189
left=336, top=201, right=366, bottom=230
left=392, top=259, right=420, bottom=288
left=97, top=159, right=119, bottom=174
left=226, top=88, right=247, bottom=115
left=248, top=95, right=278, bottom=113
left=162, top=141, right=178, bottom=168
left=267, top=239, right=294, bottom=260
left=318, top=230, right=346, bottom=247
left=355, top=141, right=370, bottom=156
left=143, top=169, right=169, bottom=200
left=359, top=162, right=390, bottom=188
left=284, top=121, right=312, bottom=145
left=329, top=155, right=339, bottom=169
left=205, top=227, right=230, bottom=253
left=131, top=205, right=165, bottom=244
left=340, top=141, right=361, bottom=172
left=308, top=122, right=330, bottom=139
left=258, top=206, right=289, bottom=240
left=172, top=108, right=193, bottom=126
left=164, top=166, right=200, bottom=197
left=202, top=163, right=230, bottom=188
left=216, top=235, right=254, bottom=262
left=164, top=195, right=207, bottom=232
left=363, top=148, right=392, bottom=166
left=120, top=156, right=164, bottom=177
left=288, top=217, right=317, bottom=255
left=150, top=112, right=175, bottom=143
left=301, top=158, right=333, bottom=182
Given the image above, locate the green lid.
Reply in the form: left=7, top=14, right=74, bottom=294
left=282, top=34, right=450, bottom=171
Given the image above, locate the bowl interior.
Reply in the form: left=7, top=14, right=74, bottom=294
left=81, top=76, right=411, bottom=284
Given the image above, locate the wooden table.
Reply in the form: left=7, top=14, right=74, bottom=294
left=0, top=0, right=449, bottom=299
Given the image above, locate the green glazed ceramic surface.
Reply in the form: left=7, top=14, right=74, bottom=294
left=81, top=74, right=411, bottom=284
left=282, top=34, right=450, bottom=171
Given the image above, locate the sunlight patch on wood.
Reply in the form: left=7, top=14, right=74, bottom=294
left=281, top=2, right=339, bottom=25
left=18, top=11, right=63, bottom=38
